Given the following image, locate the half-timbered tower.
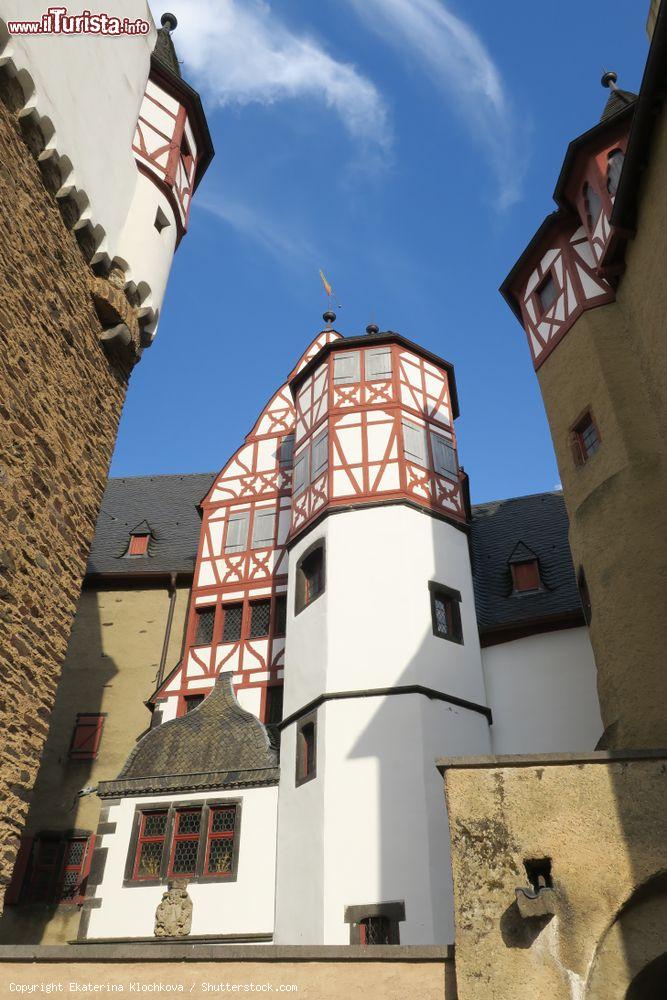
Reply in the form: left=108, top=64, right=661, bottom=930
left=501, top=68, right=667, bottom=749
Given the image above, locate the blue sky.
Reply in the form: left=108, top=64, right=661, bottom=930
left=111, top=0, right=648, bottom=504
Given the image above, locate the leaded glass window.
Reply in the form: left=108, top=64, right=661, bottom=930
left=222, top=603, right=243, bottom=643
left=249, top=600, right=271, bottom=639
left=194, top=606, right=215, bottom=645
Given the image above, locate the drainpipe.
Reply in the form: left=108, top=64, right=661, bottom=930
left=156, top=572, right=178, bottom=688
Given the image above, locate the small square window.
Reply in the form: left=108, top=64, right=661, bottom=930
left=429, top=582, right=463, bottom=645
left=536, top=272, right=558, bottom=314
left=296, top=717, right=316, bottom=785
left=296, top=545, right=325, bottom=614
left=194, top=607, right=215, bottom=645
left=572, top=411, right=600, bottom=465
left=222, top=603, right=243, bottom=643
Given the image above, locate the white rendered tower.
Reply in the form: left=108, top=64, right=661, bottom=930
left=274, top=320, right=493, bottom=945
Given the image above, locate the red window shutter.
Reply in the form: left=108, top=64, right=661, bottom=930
left=4, top=836, right=34, bottom=905
left=512, top=561, right=541, bottom=592
left=69, top=715, right=104, bottom=759
left=128, top=534, right=149, bottom=556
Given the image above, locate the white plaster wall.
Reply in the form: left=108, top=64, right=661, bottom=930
left=1, top=1, right=154, bottom=249
left=285, top=505, right=491, bottom=712
left=87, top=786, right=278, bottom=940
left=273, top=718, right=326, bottom=944
left=483, top=627, right=603, bottom=754
left=1, top=2, right=185, bottom=322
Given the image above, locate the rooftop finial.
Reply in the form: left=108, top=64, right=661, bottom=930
left=323, top=310, right=336, bottom=328
left=366, top=323, right=380, bottom=336
left=601, top=69, right=618, bottom=90
left=161, top=12, right=178, bottom=32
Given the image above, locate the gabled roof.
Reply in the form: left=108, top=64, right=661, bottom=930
left=507, top=540, right=538, bottom=565
left=86, top=473, right=216, bottom=579
left=471, top=491, right=584, bottom=640
left=98, top=673, right=279, bottom=798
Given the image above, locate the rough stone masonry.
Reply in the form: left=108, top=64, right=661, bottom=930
left=0, top=67, right=141, bottom=909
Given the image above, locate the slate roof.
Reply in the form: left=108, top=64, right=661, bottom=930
left=86, top=473, right=216, bottom=577
left=98, top=673, right=280, bottom=798
left=471, top=490, right=583, bottom=635
left=152, top=21, right=182, bottom=78
left=600, top=87, right=638, bottom=122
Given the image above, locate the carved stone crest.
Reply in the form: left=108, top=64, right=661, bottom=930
left=154, top=879, right=193, bottom=937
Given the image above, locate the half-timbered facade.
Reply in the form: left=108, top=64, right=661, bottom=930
left=0, top=316, right=605, bottom=947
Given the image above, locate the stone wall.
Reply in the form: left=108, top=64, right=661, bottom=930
left=536, top=101, right=667, bottom=749
left=0, top=945, right=457, bottom=1000
left=440, top=752, right=667, bottom=1000
left=0, top=582, right=191, bottom=943
left=0, top=69, right=140, bottom=910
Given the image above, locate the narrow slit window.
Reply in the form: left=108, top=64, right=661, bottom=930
left=296, top=545, right=325, bottom=614
left=204, top=805, right=237, bottom=877
left=265, top=685, right=284, bottom=725
left=274, top=595, right=287, bottom=637
left=134, top=811, right=167, bottom=881
left=429, top=583, right=463, bottom=645
left=311, top=431, right=328, bottom=478
left=296, top=718, right=316, bottom=785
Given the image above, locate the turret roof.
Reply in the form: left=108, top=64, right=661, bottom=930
left=98, top=672, right=279, bottom=798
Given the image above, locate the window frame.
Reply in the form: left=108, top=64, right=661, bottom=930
left=68, top=713, right=106, bottom=760
left=124, top=799, right=242, bottom=887
left=248, top=599, right=272, bottom=640
left=221, top=602, right=244, bottom=644
left=570, top=409, right=601, bottom=466
left=193, top=605, right=216, bottom=647
left=534, top=270, right=558, bottom=317
left=22, top=833, right=92, bottom=906
left=428, top=581, right=464, bottom=646
left=345, top=901, right=405, bottom=945
left=295, top=541, right=325, bottom=616
left=128, top=533, right=150, bottom=557
left=295, top=712, right=317, bottom=787
left=510, top=559, right=542, bottom=593
left=168, top=808, right=204, bottom=879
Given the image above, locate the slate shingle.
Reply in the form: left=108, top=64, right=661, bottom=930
left=471, top=490, right=583, bottom=633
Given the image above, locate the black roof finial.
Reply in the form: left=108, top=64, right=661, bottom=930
left=323, top=310, right=336, bottom=327
left=601, top=69, right=618, bottom=90
left=366, top=323, right=380, bottom=336
left=161, top=12, right=178, bottom=32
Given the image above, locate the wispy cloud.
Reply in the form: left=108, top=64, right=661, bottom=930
left=344, top=0, right=528, bottom=208
left=196, top=194, right=318, bottom=267
left=150, top=0, right=390, bottom=150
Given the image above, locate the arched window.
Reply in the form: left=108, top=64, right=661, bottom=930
left=583, top=182, right=602, bottom=231
left=607, top=149, right=625, bottom=196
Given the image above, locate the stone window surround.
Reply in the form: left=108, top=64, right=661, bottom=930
left=123, top=797, right=242, bottom=888
left=344, top=900, right=406, bottom=945
left=295, top=539, right=326, bottom=617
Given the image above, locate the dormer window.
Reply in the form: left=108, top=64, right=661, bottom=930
left=536, top=272, right=557, bottom=315
left=511, top=560, right=541, bottom=593
left=127, top=525, right=151, bottom=556
left=607, top=149, right=624, bottom=196
left=508, top=542, right=542, bottom=593
left=583, top=182, right=602, bottom=231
